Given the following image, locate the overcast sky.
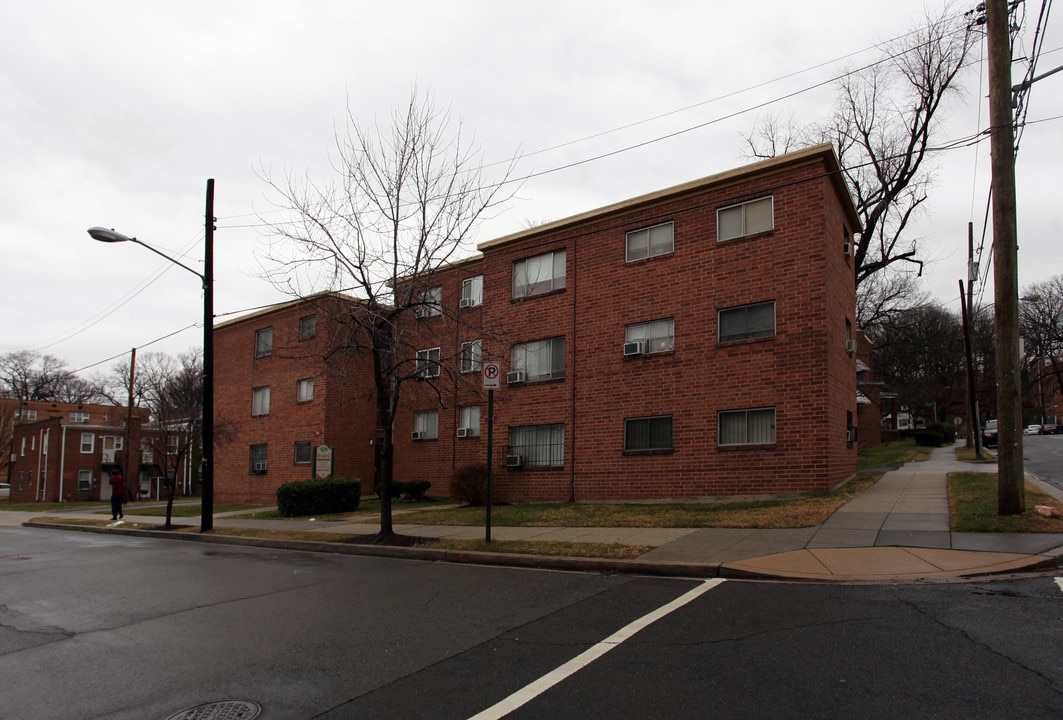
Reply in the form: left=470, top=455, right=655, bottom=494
left=2, top=1, right=1060, bottom=376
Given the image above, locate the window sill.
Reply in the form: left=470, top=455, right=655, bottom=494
left=622, top=448, right=674, bottom=456
left=716, top=229, right=775, bottom=244
left=511, top=287, right=566, bottom=303
left=717, top=335, right=775, bottom=347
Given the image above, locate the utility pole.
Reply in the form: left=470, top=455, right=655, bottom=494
left=986, top=0, right=1024, bottom=514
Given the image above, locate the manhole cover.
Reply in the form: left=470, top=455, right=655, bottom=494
left=166, top=700, right=262, bottom=720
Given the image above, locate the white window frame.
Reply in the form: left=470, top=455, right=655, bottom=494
left=625, top=222, right=674, bottom=262
left=250, top=444, right=268, bottom=474
left=80, top=432, right=95, bottom=454
left=511, top=337, right=565, bottom=382
left=255, top=327, right=274, bottom=357
left=297, top=378, right=314, bottom=402
left=252, top=386, right=271, bottom=416
left=18, top=408, right=37, bottom=421
left=414, top=410, right=439, bottom=440
left=717, top=196, right=773, bottom=242
left=513, top=249, right=566, bottom=299
left=625, top=318, right=674, bottom=354
left=508, top=424, right=565, bottom=467
left=624, top=415, right=674, bottom=451
left=459, top=405, right=481, bottom=437
left=718, top=408, right=776, bottom=446
left=461, top=340, right=483, bottom=374
left=416, top=348, right=441, bottom=378
left=77, top=469, right=92, bottom=491
left=461, top=275, right=484, bottom=307
left=719, top=301, right=776, bottom=343
left=420, top=286, right=443, bottom=316
left=70, top=411, right=89, bottom=423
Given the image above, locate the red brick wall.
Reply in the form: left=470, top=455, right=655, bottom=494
left=393, top=148, right=859, bottom=501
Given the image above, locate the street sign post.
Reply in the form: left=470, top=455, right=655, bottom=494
left=482, top=361, right=501, bottom=541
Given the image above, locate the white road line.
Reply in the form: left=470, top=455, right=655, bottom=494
left=467, top=578, right=727, bottom=720
left=1055, top=577, right=1063, bottom=594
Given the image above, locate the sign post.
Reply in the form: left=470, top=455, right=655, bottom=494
left=482, top=361, right=501, bottom=542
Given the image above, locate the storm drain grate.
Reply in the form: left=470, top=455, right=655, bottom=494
left=165, top=700, right=262, bottom=720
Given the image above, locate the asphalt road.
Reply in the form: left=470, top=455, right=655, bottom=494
left=1023, top=432, right=1063, bottom=494
left=0, top=526, right=1061, bottom=720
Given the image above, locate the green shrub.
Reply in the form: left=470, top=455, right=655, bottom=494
left=450, top=463, right=488, bottom=506
left=402, top=480, right=432, bottom=500
left=375, top=480, right=404, bottom=499
left=927, top=422, right=956, bottom=444
left=277, top=477, right=361, bottom=517
left=913, top=430, right=945, bottom=447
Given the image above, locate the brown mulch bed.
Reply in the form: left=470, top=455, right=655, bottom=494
left=338, top=533, right=442, bottom=547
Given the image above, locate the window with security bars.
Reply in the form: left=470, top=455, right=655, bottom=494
left=625, top=318, right=674, bottom=353
left=508, top=424, right=565, bottom=467
left=625, top=222, right=674, bottom=262
left=719, top=301, right=775, bottom=342
left=294, top=441, right=312, bottom=464
left=718, top=408, right=776, bottom=446
left=513, top=249, right=566, bottom=299
left=625, top=416, right=674, bottom=451
left=511, top=337, right=565, bottom=381
left=717, top=196, right=773, bottom=241
left=461, top=340, right=482, bottom=373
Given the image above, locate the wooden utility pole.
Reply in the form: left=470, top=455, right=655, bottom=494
left=986, top=0, right=1024, bottom=514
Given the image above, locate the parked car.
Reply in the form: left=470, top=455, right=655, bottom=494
left=1025, top=424, right=1042, bottom=436
left=982, top=419, right=998, bottom=447
left=0, top=482, right=9, bottom=500
left=1040, top=423, right=1058, bottom=435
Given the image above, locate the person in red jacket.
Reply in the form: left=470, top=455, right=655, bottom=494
left=109, top=470, right=125, bottom=521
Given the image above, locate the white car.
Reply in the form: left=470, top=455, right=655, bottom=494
left=1024, top=424, right=1042, bottom=436
left=0, top=482, right=9, bottom=500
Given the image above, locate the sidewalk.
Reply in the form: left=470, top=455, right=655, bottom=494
left=17, top=445, right=1063, bottom=582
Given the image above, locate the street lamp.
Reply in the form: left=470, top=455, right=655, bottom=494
left=87, top=178, right=215, bottom=532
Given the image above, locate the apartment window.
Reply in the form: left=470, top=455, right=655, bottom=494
left=461, top=275, right=484, bottom=307
left=719, top=301, right=775, bottom=343
left=297, top=378, right=314, bottom=402
left=419, top=286, right=443, bottom=317
left=299, top=314, right=317, bottom=340
left=513, top=249, right=566, bottom=299
left=252, top=386, right=271, bottom=416
left=625, top=318, right=674, bottom=354
left=511, top=337, right=565, bottom=382
left=509, top=424, right=565, bottom=467
left=626, top=222, right=674, bottom=262
left=461, top=340, right=482, bottom=373
left=20, top=437, right=26, bottom=456
left=413, top=410, right=439, bottom=440
left=70, top=411, right=89, bottom=423
left=718, top=408, right=776, bottom=446
left=77, top=470, right=92, bottom=492
left=250, top=444, right=268, bottom=474
left=459, top=405, right=481, bottom=437
left=80, top=433, right=95, bottom=454
left=16, top=408, right=37, bottom=421
left=294, top=441, right=312, bottom=464
left=625, top=416, right=674, bottom=452
left=416, top=348, right=441, bottom=378
left=717, top=196, right=773, bottom=241
left=167, top=434, right=180, bottom=453
left=255, top=327, right=274, bottom=357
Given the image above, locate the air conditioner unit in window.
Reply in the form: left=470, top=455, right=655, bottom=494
left=459, top=298, right=474, bottom=309
left=623, top=341, right=643, bottom=356
left=843, top=242, right=852, bottom=257
left=505, top=454, right=523, bottom=468
left=846, top=428, right=858, bottom=443
left=456, top=427, right=469, bottom=438
left=253, top=462, right=267, bottom=473
left=507, top=371, right=525, bottom=384
left=411, top=431, right=423, bottom=441
left=414, top=307, right=429, bottom=319
left=845, top=339, right=858, bottom=354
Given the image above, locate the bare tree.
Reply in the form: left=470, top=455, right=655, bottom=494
left=1020, top=275, right=1063, bottom=420
left=744, top=6, right=975, bottom=325
left=0, top=351, right=109, bottom=404
left=260, top=89, right=518, bottom=538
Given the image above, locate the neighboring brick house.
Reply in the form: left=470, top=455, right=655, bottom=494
left=854, top=330, right=883, bottom=447
left=393, top=143, right=863, bottom=501
left=212, top=292, right=378, bottom=504
left=7, top=401, right=150, bottom=502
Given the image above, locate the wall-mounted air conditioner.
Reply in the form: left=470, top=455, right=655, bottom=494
left=411, top=431, right=423, bottom=441
left=459, top=298, right=475, bottom=309
left=507, top=371, right=525, bottom=384
left=505, top=455, right=523, bottom=468
left=456, top=428, right=469, bottom=438
left=623, top=341, right=643, bottom=356
left=845, top=339, right=858, bottom=354
left=843, top=242, right=852, bottom=257
left=846, top=428, right=858, bottom=443
left=414, top=307, right=429, bottom=319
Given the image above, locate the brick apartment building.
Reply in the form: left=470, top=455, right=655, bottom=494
left=393, top=143, right=863, bottom=501
left=212, top=293, right=378, bottom=504
left=7, top=400, right=150, bottom=502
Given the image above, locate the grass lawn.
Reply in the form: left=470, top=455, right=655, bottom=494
left=948, top=472, right=1063, bottom=532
